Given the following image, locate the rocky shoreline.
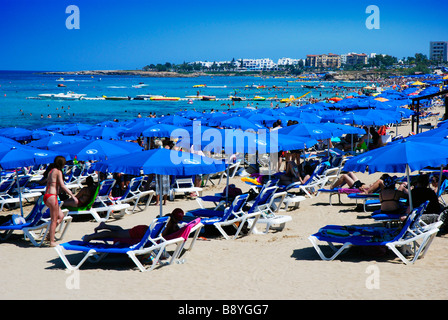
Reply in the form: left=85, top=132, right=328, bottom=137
left=41, top=70, right=210, bottom=78
left=42, top=69, right=398, bottom=80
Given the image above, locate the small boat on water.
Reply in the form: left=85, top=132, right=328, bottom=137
left=253, top=96, right=266, bottom=101
left=38, top=91, right=86, bottom=100
left=80, top=97, right=106, bottom=100
left=57, top=84, right=66, bottom=87
left=230, top=96, right=246, bottom=101
left=193, top=84, right=206, bottom=88
left=103, top=96, right=131, bottom=100
left=150, top=96, right=180, bottom=101
left=185, top=95, right=203, bottom=99
left=201, top=95, right=216, bottom=101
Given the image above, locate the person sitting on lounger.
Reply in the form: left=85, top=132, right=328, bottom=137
left=278, top=161, right=314, bottom=186
left=402, top=174, right=442, bottom=223
left=378, top=176, right=407, bottom=213
left=62, top=176, right=97, bottom=208
left=81, top=208, right=185, bottom=245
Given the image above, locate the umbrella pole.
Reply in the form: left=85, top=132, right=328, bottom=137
left=406, top=164, right=413, bottom=213
left=158, top=174, right=163, bottom=218
left=225, top=165, right=230, bottom=205
left=16, top=170, right=23, bottom=217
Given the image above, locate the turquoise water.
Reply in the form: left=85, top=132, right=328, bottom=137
left=0, top=71, right=367, bottom=130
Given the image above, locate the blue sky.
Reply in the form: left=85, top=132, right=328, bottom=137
left=1, top=0, right=447, bottom=71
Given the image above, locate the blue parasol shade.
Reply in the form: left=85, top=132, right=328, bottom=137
left=27, top=134, right=87, bottom=150
left=92, top=148, right=226, bottom=176
left=0, top=127, right=34, bottom=141
left=334, top=112, right=377, bottom=126
left=0, top=136, right=21, bottom=146
left=343, top=138, right=448, bottom=174
left=177, top=110, right=204, bottom=120
left=220, top=117, right=264, bottom=131
left=157, top=115, right=192, bottom=126
left=182, top=127, right=316, bottom=155
left=59, top=123, right=95, bottom=135
left=320, top=122, right=366, bottom=136
left=140, top=124, right=184, bottom=138
left=49, top=139, right=143, bottom=161
left=246, top=113, right=278, bottom=127
left=277, top=123, right=334, bottom=140
left=0, top=146, right=64, bottom=170
left=351, top=109, right=402, bottom=125
left=120, top=118, right=158, bottom=138
left=81, top=126, right=124, bottom=140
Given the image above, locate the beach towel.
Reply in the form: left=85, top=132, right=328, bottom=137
left=338, top=188, right=362, bottom=194
left=164, top=218, right=201, bottom=241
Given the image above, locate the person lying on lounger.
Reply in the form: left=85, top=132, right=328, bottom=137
left=81, top=208, right=185, bottom=245
left=331, top=172, right=404, bottom=194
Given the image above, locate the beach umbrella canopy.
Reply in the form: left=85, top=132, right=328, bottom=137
left=320, top=122, right=365, bottom=136
left=343, top=138, right=448, bottom=174
left=49, top=139, right=143, bottom=161
left=277, top=123, right=333, bottom=140
left=157, top=115, right=193, bottom=126
left=0, top=127, right=34, bottom=141
left=177, top=110, right=204, bottom=120
left=220, top=117, right=264, bottom=131
left=31, top=129, right=56, bottom=140
left=351, top=109, right=401, bottom=125
left=139, top=123, right=184, bottom=138
left=334, top=112, right=377, bottom=126
left=247, top=113, right=278, bottom=127
left=0, top=136, right=21, bottom=146
left=0, top=146, right=64, bottom=170
left=82, top=126, right=124, bottom=140
left=59, top=123, right=95, bottom=135
left=93, top=147, right=226, bottom=177
left=27, top=133, right=87, bottom=150
left=121, top=118, right=158, bottom=138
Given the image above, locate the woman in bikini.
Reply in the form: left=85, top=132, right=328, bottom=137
left=44, top=156, right=75, bottom=247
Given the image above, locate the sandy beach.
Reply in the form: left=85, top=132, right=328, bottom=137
left=1, top=107, right=447, bottom=301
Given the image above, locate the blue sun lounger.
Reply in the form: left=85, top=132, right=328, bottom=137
left=0, top=195, right=72, bottom=246
left=308, top=201, right=442, bottom=264
left=54, top=217, right=203, bottom=272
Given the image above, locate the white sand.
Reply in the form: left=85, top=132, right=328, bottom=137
left=1, top=106, right=447, bottom=300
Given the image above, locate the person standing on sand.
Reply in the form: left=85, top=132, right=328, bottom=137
left=44, top=156, right=75, bottom=247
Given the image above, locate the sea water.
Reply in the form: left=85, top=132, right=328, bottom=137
left=0, top=70, right=366, bottom=130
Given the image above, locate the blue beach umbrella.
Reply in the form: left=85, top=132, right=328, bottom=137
left=344, top=138, right=448, bottom=211
left=93, top=147, right=226, bottom=217
left=140, top=124, right=183, bottom=138
left=0, top=136, right=21, bottom=146
left=0, top=146, right=66, bottom=216
left=0, top=127, right=34, bottom=141
left=49, top=139, right=143, bottom=161
left=344, top=139, right=448, bottom=174
left=278, top=123, right=334, bottom=140
left=27, top=133, right=87, bottom=150
left=158, top=115, right=192, bottom=126
left=220, top=117, right=264, bottom=131
left=82, top=126, right=124, bottom=140
left=334, top=112, right=376, bottom=126
left=247, top=113, right=278, bottom=127
left=59, top=123, right=95, bottom=135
